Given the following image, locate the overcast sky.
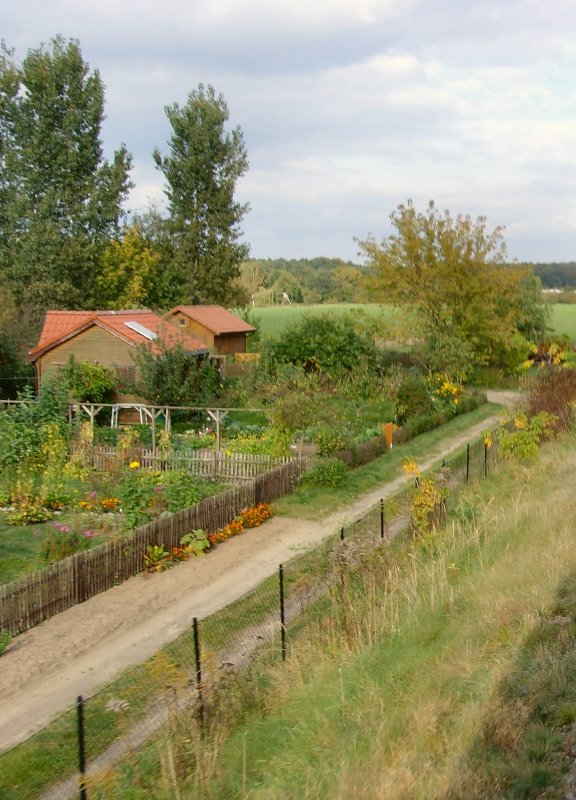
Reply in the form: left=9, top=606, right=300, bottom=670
left=3, top=0, right=576, bottom=263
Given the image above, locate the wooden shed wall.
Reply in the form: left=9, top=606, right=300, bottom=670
left=171, top=311, right=214, bottom=348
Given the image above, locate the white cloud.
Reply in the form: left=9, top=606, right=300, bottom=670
left=3, top=0, right=576, bottom=261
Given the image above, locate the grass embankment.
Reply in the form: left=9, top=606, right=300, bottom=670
left=80, top=430, right=576, bottom=800
left=0, top=402, right=500, bottom=800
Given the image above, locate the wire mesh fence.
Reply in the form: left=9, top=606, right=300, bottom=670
left=0, top=434, right=500, bottom=800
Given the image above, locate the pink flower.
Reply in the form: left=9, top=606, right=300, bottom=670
left=89, top=491, right=98, bottom=500
left=83, top=530, right=94, bottom=538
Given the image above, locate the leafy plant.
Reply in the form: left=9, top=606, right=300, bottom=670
left=178, top=529, right=210, bottom=556
left=62, top=356, right=116, bottom=403
left=410, top=477, right=447, bottom=538
left=300, top=457, right=348, bottom=488
left=143, top=544, right=171, bottom=573
left=497, top=412, right=557, bottom=460
left=6, top=503, right=53, bottom=526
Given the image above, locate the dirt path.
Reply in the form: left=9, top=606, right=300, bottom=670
left=0, top=405, right=516, bottom=752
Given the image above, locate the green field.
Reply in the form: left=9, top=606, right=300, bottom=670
left=548, top=303, right=576, bottom=341
left=251, top=303, right=410, bottom=339
left=252, top=302, right=576, bottom=343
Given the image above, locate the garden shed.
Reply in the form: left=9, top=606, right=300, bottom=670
left=28, top=309, right=209, bottom=400
left=167, top=305, right=255, bottom=355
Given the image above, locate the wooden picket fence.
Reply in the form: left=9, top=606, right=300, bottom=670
left=0, top=458, right=310, bottom=638
left=88, top=446, right=290, bottom=480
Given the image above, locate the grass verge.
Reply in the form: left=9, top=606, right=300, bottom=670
left=72, top=431, right=576, bottom=799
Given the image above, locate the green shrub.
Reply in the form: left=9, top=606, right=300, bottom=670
left=6, top=503, right=53, bottom=526
left=394, top=372, right=433, bottom=424
left=301, top=457, right=348, bottom=488
left=313, top=426, right=348, bottom=456
left=497, top=412, right=556, bottom=460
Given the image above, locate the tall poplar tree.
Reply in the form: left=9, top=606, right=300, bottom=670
left=0, top=37, right=132, bottom=332
left=153, top=84, right=249, bottom=306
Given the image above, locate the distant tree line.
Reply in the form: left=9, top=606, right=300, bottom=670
left=530, top=263, right=576, bottom=289
left=237, top=258, right=370, bottom=305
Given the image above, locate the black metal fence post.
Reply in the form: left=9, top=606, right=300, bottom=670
left=279, top=564, right=286, bottom=661
left=76, top=695, right=87, bottom=800
left=466, top=443, right=470, bottom=483
left=340, top=526, right=345, bottom=541
left=380, top=498, right=385, bottom=539
left=193, top=617, right=204, bottom=723
left=484, top=441, right=488, bottom=478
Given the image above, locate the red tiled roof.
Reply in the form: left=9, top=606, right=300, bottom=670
left=170, top=305, right=256, bottom=335
left=29, top=310, right=209, bottom=361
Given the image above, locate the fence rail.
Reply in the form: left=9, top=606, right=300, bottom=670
left=0, top=458, right=310, bottom=638
left=86, top=445, right=290, bottom=480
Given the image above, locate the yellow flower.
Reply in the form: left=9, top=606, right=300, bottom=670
left=129, top=461, right=140, bottom=469
left=484, top=433, right=493, bottom=448
left=403, top=459, right=420, bottom=478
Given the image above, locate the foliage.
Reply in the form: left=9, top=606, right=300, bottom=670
left=132, top=339, right=221, bottom=406
left=312, top=426, right=348, bottom=456
left=528, top=366, right=576, bottom=431
left=41, top=521, right=94, bottom=562
left=0, top=629, right=10, bottom=657
left=394, top=372, right=433, bottom=424
left=95, top=222, right=162, bottom=309
left=143, top=544, right=171, bottom=573
left=62, top=357, right=116, bottom=403
left=243, top=256, right=369, bottom=305
left=207, top=503, right=272, bottom=546
left=0, top=380, right=69, bottom=472
left=497, top=412, right=556, bottom=460
left=409, top=476, right=447, bottom=538
left=6, top=503, right=53, bottom=526
left=358, top=200, right=546, bottom=374
left=153, top=83, right=249, bottom=306
left=159, top=471, right=219, bottom=513
left=177, top=529, right=210, bottom=557
left=0, top=37, right=132, bottom=329
left=0, top=330, right=34, bottom=397
left=262, top=314, right=379, bottom=377
left=300, top=457, right=348, bottom=488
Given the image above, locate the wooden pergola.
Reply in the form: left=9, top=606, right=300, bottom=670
left=69, top=402, right=265, bottom=452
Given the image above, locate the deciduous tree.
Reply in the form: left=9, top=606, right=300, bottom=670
left=0, top=37, right=132, bottom=328
left=357, top=201, right=545, bottom=376
left=153, top=84, right=249, bottom=306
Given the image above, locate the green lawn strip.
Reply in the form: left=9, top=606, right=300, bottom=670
left=273, top=402, right=501, bottom=519
left=186, top=436, right=576, bottom=799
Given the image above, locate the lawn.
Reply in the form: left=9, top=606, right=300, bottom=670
left=252, top=301, right=576, bottom=345
left=251, top=302, right=411, bottom=340
left=548, top=303, right=576, bottom=341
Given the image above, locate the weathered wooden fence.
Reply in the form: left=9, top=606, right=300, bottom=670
left=87, top=446, right=290, bottom=480
left=0, top=458, right=311, bottom=638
